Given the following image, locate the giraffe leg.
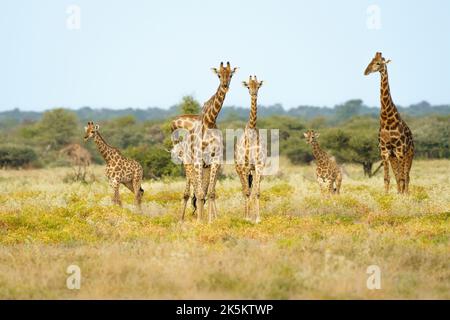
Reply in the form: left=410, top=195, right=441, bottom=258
left=181, top=164, right=194, bottom=221
left=389, top=156, right=401, bottom=193
left=194, top=164, right=204, bottom=222
left=206, top=163, right=220, bottom=223
left=317, top=174, right=330, bottom=195
left=381, top=153, right=391, bottom=193
left=110, top=180, right=122, bottom=206
left=132, top=177, right=143, bottom=212
left=335, top=169, right=342, bottom=194
left=327, top=179, right=334, bottom=194
left=236, top=165, right=250, bottom=220
left=404, top=150, right=414, bottom=194
left=181, top=178, right=190, bottom=221
left=251, top=166, right=263, bottom=223
left=395, top=154, right=406, bottom=194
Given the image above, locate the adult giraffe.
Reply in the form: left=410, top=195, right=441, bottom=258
left=171, top=62, right=237, bottom=222
left=234, top=75, right=266, bottom=223
left=364, top=52, right=414, bottom=194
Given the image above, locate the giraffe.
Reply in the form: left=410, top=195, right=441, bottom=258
left=59, top=143, right=92, bottom=180
left=364, top=52, right=414, bottom=194
left=169, top=135, right=211, bottom=220
left=84, top=121, right=144, bottom=210
left=170, top=61, right=237, bottom=222
left=234, top=75, right=266, bottom=223
left=304, top=130, right=342, bottom=194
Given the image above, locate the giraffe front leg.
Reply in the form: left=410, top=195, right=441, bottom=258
left=396, top=155, right=407, bottom=194
left=389, top=155, right=401, bottom=193
left=404, top=150, right=414, bottom=194
left=132, top=178, right=143, bottom=212
left=206, top=163, right=220, bottom=223
left=381, top=152, right=391, bottom=194
left=110, top=180, right=122, bottom=206
left=194, top=164, right=204, bottom=222
left=251, top=167, right=263, bottom=223
left=236, top=166, right=251, bottom=220
left=326, top=179, right=334, bottom=194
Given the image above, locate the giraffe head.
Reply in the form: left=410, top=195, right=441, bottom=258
left=364, top=52, right=391, bottom=75
left=242, top=75, right=263, bottom=97
left=303, top=130, right=320, bottom=144
left=84, top=121, right=100, bottom=141
left=211, top=61, right=238, bottom=91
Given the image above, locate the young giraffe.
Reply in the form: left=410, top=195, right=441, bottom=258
left=304, top=130, right=342, bottom=194
left=84, top=121, right=144, bottom=210
left=59, top=143, right=92, bottom=179
left=234, top=75, right=266, bottom=223
left=171, top=62, right=237, bottom=222
left=364, top=52, right=414, bottom=194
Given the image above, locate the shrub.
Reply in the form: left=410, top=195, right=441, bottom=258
left=123, top=144, right=182, bottom=179
left=0, top=145, right=38, bottom=168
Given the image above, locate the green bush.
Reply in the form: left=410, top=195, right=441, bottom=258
left=0, top=145, right=38, bottom=168
left=123, top=144, right=182, bottom=179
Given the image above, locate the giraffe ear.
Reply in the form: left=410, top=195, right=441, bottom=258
left=211, top=68, right=218, bottom=74
left=303, top=132, right=308, bottom=138
left=315, top=133, right=320, bottom=138
left=84, top=126, right=88, bottom=131
left=232, top=67, right=238, bottom=73
left=94, top=124, right=100, bottom=131
left=259, top=81, right=264, bottom=88
left=242, top=81, right=248, bottom=88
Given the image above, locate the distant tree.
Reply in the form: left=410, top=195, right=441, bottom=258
left=322, top=126, right=381, bottom=177
left=413, top=115, right=450, bottom=158
left=334, top=99, right=365, bottom=123
left=33, top=109, right=78, bottom=149
left=178, top=95, right=201, bottom=115
left=100, top=116, right=144, bottom=149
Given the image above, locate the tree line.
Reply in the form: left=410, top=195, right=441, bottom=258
left=0, top=96, right=448, bottom=178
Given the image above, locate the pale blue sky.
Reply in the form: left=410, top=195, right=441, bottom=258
left=1, top=0, right=449, bottom=111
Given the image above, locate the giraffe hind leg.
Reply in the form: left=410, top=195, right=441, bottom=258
left=389, top=156, right=401, bottom=193
left=404, top=151, right=413, bottom=194
left=110, top=180, right=122, bottom=206
left=335, top=170, right=342, bottom=194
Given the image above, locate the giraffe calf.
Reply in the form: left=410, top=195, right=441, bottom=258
left=84, top=121, right=144, bottom=211
left=304, top=130, right=342, bottom=194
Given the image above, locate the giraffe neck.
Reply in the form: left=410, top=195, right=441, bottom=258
left=94, top=132, right=115, bottom=163
left=379, top=67, right=399, bottom=124
left=311, top=140, right=326, bottom=161
left=202, top=84, right=227, bottom=127
left=247, top=95, right=258, bottom=129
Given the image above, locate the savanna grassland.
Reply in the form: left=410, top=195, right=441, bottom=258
left=0, top=159, right=448, bottom=299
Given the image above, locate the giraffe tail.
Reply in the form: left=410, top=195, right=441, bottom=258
left=191, top=195, right=206, bottom=215
left=192, top=195, right=197, bottom=214
left=248, top=173, right=253, bottom=189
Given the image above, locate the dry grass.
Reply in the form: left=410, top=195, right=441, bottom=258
left=0, top=159, right=449, bottom=299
